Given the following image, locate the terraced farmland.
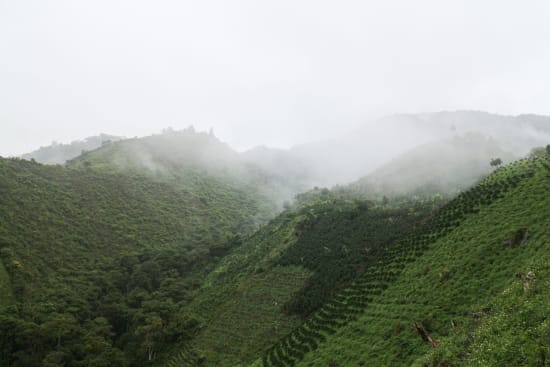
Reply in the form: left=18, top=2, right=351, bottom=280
left=193, top=266, right=311, bottom=366
left=253, top=157, right=543, bottom=367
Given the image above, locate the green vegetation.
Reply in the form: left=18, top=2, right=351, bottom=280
left=258, top=156, right=550, bottom=367
left=419, top=262, right=550, bottom=367
left=490, top=157, right=502, bottom=167
left=159, top=190, right=443, bottom=366
left=346, top=133, right=515, bottom=198
left=191, top=266, right=310, bottom=366
left=66, top=129, right=309, bottom=210
left=3, top=131, right=550, bottom=367
left=0, top=156, right=273, bottom=366
left=0, top=261, right=14, bottom=308
left=276, top=197, right=432, bottom=317
left=20, top=134, right=123, bottom=164
left=167, top=210, right=313, bottom=367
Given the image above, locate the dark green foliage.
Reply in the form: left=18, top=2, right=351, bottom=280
left=490, top=157, right=503, bottom=167
left=278, top=198, right=432, bottom=316
left=3, top=140, right=550, bottom=367
left=0, top=157, right=272, bottom=366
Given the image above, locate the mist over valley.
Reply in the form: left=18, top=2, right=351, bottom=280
left=2, top=2, right=550, bottom=366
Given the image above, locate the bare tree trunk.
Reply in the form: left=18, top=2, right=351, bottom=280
left=412, top=321, right=440, bottom=347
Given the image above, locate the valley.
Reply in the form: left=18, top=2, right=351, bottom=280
left=1, top=114, right=550, bottom=367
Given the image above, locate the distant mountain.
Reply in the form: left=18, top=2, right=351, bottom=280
left=67, top=128, right=241, bottom=175
left=21, top=111, right=550, bottom=194
left=67, top=128, right=312, bottom=207
left=345, top=132, right=516, bottom=197
left=286, top=111, right=550, bottom=186
left=21, top=133, right=123, bottom=164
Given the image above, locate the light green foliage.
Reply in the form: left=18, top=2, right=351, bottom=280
left=192, top=266, right=310, bottom=366
left=3, top=135, right=550, bottom=367
left=419, top=262, right=550, bottom=367
left=288, top=157, right=550, bottom=366
left=163, top=210, right=311, bottom=367
left=176, top=191, right=437, bottom=367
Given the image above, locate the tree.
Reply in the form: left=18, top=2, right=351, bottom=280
left=136, top=313, right=164, bottom=361
left=546, top=144, right=550, bottom=155
left=80, top=333, right=126, bottom=366
left=40, top=313, right=79, bottom=350
left=490, top=158, right=502, bottom=167
left=529, top=147, right=547, bottom=159
left=42, top=350, right=67, bottom=367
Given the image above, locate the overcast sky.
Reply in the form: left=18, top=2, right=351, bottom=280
left=1, top=0, right=550, bottom=156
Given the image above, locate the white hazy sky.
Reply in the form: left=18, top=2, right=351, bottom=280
left=1, top=0, right=550, bottom=156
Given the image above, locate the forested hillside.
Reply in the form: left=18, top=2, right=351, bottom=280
left=0, top=156, right=273, bottom=366
left=2, top=128, right=550, bottom=367
left=4, top=0, right=550, bottom=362
left=67, top=128, right=310, bottom=208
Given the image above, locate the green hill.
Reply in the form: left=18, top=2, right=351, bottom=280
left=158, top=153, right=550, bottom=367
left=163, top=191, right=440, bottom=366
left=249, top=156, right=550, bottom=366
left=67, top=128, right=310, bottom=207
left=20, top=134, right=123, bottom=164
left=345, top=133, right=515, bottom=198
left=0, top=156, right=273, bottom=367
left=3, top=128, right=550, bottom=367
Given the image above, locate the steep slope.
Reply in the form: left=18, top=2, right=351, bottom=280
left=253, top=155, right=549, bottom=366
left=161, top=192, right=437, bottom=366
left=0, top=157, right=273, bottom=367
left=420, top=261, right=550, bottom=366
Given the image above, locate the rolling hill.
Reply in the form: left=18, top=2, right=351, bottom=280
left=3, top=114, right=550, bottom=367
left=20, top=134, right=123, bottom=165
left=284, top=156, right=550, bottom=367
left=345, top=132, right=516, bottom=197
left=0, top=153, right=274, bottom=366
left=157, top=152, right=550, bottom=367
left=274, top=111, right=550, bottom=186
